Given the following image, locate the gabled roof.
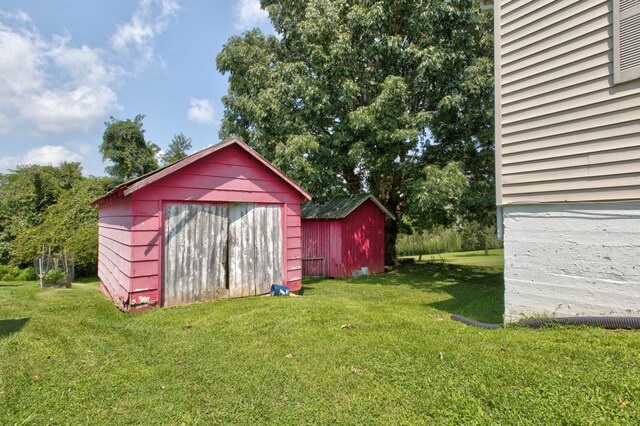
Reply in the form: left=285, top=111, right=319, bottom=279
left=91, top=138, right=311, bottom=206
left=301, top=194, right=395, bottom=220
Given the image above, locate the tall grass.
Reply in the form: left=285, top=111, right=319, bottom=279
left=397, top=223, right=502, bottom=256
left=397, top=226, right=461, bottom=256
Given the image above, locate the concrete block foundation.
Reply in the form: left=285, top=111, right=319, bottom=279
left=503, top=203, right=640, bottom=323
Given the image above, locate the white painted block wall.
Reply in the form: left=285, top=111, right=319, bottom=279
left=503, top=203, right=640, bottom=323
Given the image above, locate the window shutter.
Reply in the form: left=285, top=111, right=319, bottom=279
left=614, top=0, right=640, bottom=84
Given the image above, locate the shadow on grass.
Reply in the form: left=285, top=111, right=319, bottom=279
left=444, top=252, right=499, bottom=259
left=350, top=264, right=504, bottom=323
left=0, top=318, right=30, bottom=338
left=74, top=277, right=99, bottom=284
left=0, top=283, right=25, bottom=287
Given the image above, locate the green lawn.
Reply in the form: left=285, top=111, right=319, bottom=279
left=403, top=248, right=505, bottom=268
left=1, top=264, right=639, bottom=424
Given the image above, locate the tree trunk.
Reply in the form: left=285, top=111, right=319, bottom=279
left=343, top=167, right=362, bottom=194
left=484, top=238, right=489, bottom=256
left=385, top=217, right=398, bottom=266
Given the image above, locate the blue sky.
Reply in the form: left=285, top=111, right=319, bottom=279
left=0, top=0, right=273, bottom=176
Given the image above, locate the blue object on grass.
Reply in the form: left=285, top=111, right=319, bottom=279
left=270, top=284, right=290, bottom=296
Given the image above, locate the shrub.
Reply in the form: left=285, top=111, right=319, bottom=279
left=0, top=265, right=37, bottom=281
left=458, top=222, right=502, bottom=252
left=42, top=268, right=68, bottom=286
left=17, top=266, right=37, bottom=281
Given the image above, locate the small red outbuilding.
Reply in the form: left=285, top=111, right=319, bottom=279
left=301, top=194, right=395, bottom=278
left=92, top=138, right=310, bottom=311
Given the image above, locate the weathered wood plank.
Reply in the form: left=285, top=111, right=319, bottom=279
left=271, top=205, right=283, bottom=287
left=227, top=203, right=282, bottom=297
left=253, top=204, right=282, bottom=294
left=254, top=206, right=266, bottom=294
left=164, top=203, right=228, bottom=306
left=229, top=203, right=254, bottom=298
left=241, top=203, right=256, bottom=297
left=214, top=204, right=229, bottom=299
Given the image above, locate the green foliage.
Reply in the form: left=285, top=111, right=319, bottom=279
left=0, top=163, right=84, bottom=264
left=405, top=162, right=469, bottom=231
left=99, top=114, right=159, bottom=180
left=12, top=177, right=110, bottom=277
left=216, top=0, right=495, bottom=261
left=397, top=226, right=462, bottom=256
left=42, top=268, right=67, bottom=285
left=0, top=162, right=111, bottom=277
left=397, top=222, right=502, bottom=256
left=161, top=133, right=193, bottom=166
left=0, top=265, right=36, bottom=281
left=458, top=221, right=502, bottom=252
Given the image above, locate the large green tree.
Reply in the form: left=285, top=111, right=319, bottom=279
left=161, top=132, right=193, bottom=166
left=217, top=0, right=494, bottom=263
left=99, top=114, right=159, bottom=181
left=0, top=163, right=84, bottom=264
left=13, top=176, right=112, bottom=276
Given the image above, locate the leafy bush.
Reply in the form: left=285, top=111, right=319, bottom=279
left=43, top=268, right=67, bottom=285
left=458, top=221, right=502, bottom=252
left=11, top=176, right=109, bottom=277
left=17, top=266, right=37, bottom=281
left=0, top=265, right=36, bottom=281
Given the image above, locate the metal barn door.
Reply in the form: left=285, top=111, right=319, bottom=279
left=164, top=203, right=228, bottom=306
left=228, top=203, right=282, bottom=298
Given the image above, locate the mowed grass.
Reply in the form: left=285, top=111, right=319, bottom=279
left=403, top=248, right=505, bottom=268
left=1, top=263, right=639, bottom=424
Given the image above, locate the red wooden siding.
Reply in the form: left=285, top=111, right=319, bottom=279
left=285, top=203, right=302, bottom=289
left=97, top=196, right=133, bottom=310
left=97, top=141, right=306, bottom=311
left=301, top=220, right=342, bottom=277
left=341, top=200, right=385, bottom=276
left=301, top=199, right=385, bottom=278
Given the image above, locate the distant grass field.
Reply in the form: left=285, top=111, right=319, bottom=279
left=1, top=262, right=639, bottom=424
left=403, top=249, right=504, bottom=269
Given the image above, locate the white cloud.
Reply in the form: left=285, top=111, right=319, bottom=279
left=235, top=0, right=270, bottom=30
left=67, top=141, right=95, bottom=158
left=110, top=0, right=179, bottom=70
left=0, top=16, right=122, bottom=135
left=187, top=98, right=215, bottom=124
left=0, top=145, right=83, bottom=173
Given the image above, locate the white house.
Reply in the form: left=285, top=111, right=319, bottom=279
left=486, top=0, right=640, bottom=322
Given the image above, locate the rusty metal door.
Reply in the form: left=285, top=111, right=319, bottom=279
left=163, top=203, right=228, bottom=306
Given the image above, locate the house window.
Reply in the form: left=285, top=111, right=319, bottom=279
left=614, top=0, right=640, bottom=84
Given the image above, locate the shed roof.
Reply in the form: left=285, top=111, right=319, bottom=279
left=91, top=138, right=312, bottom=206
left=301, top=194, right=395, bottom=220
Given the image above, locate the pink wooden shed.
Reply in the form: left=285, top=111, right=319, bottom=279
left=91, top=138, right=311, bottom=311
left=301, top=194, right=395, bottom=278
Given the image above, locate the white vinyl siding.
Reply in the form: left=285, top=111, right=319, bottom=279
left=497, top=0, right=640, bottom=205
left=614, top=0, right=640, bottom=83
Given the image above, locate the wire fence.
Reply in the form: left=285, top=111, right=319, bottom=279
left=34, top=247, right=74, bottom=287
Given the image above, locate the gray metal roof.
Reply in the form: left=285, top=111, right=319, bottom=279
left=301, top=194, right=395, bottom=220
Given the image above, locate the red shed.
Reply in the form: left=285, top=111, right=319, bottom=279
left=301, top=194, right=395, bottom=278
left=91, top=138, right=310, bottom=311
